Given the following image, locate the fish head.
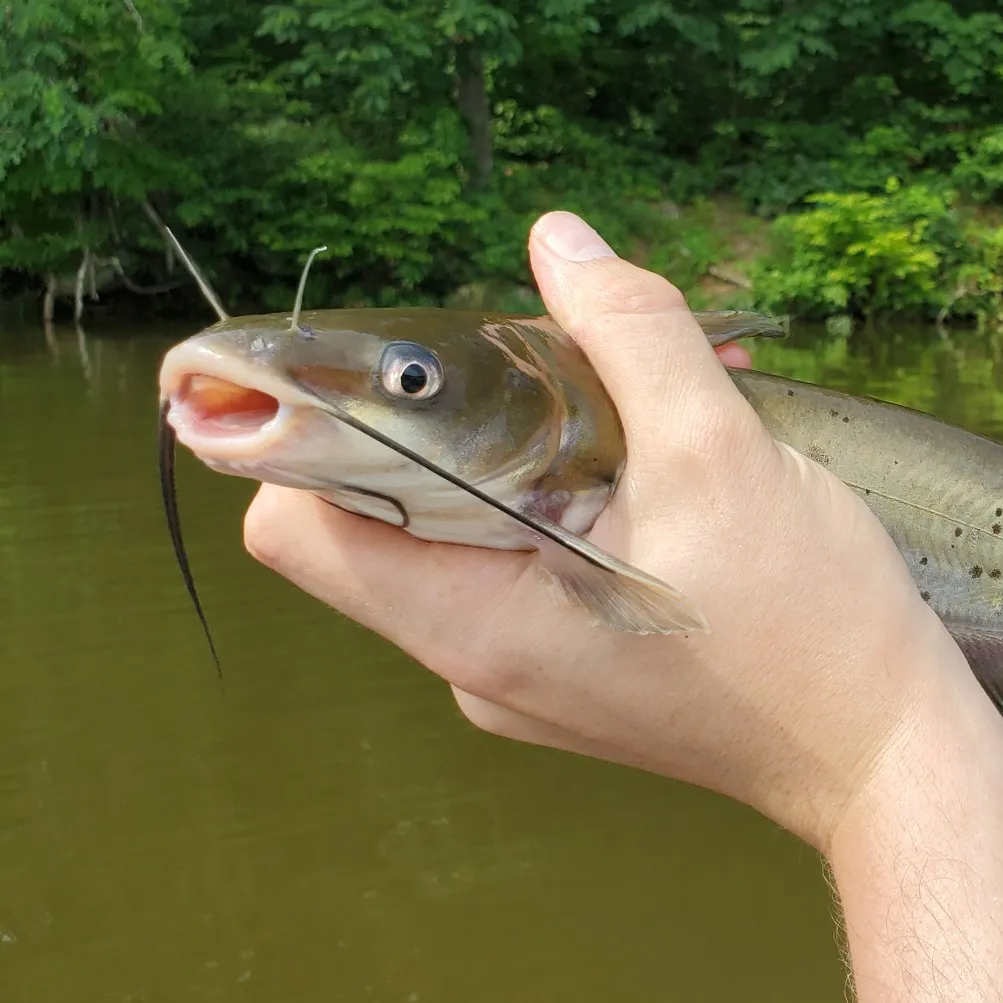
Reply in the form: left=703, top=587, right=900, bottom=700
left=158, top=308, right=606, bottom=499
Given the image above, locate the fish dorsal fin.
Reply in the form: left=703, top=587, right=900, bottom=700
left=692, top=310, right=788, bottom=347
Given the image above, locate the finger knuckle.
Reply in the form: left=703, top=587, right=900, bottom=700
left=589, top=262, right=688, bottom=319
left=242, top=490, right=287, bottom=569
left=441, top=649, right=530, bottom=708
left=559, top=263, right=688, bottom=341
left=451, top=688, right=517, bottom=738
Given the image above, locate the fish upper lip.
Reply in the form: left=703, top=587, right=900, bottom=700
left=159, top=340, right=311, bottom=406
left=159, top=340, right=322, bottom=460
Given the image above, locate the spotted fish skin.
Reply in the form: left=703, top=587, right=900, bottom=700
left=733, top=369, right=1003, bottom=711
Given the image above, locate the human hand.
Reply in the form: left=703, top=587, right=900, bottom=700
left=243, top=211, right=985, bottom=854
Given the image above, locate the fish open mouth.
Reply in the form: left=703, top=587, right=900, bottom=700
left=157, top=334, right=328, bottom=460
left=173, top=374, right=280, bottom=438
left=161, top=362, right=310, bottom=462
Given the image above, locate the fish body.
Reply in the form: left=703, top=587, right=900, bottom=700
left=159, top=307, right=1003, bottom=710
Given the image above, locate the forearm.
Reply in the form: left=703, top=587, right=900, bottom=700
left=828, top=665, right=1003, bottom=1002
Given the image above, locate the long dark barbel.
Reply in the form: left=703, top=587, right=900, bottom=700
left=159, top=399, right=223, bottom=677
left=150, top=205, right=230, bottom=677
left=155, top=238, right=330, bottom=674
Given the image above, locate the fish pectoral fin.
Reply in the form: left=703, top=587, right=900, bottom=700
left=530, top=517, right=707, bottom=634
left=942, top=622, right=1003, bottom=716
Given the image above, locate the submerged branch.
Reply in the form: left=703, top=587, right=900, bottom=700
left=74, top=249, right=91, bottom=322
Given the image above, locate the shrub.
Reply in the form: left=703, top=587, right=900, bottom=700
left=752, top=182, right=958, bottom=318
left=953, top=127, right=1003, bottom=203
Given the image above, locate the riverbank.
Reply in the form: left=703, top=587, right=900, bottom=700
left=445, top=188, right=1002, bottom=332
left=5, top=191, right=1001, bottom=334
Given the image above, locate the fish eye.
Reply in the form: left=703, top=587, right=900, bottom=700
left=378, top=342, right=444, bottom=401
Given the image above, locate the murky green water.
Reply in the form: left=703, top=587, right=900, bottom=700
left=2, top=316, right=1000, bottom=1002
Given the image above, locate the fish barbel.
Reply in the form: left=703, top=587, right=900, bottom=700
left=155, top=243, right=1002, bottom=712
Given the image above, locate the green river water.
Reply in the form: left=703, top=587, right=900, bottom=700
left=2, top=316, right=1002, bottom=1002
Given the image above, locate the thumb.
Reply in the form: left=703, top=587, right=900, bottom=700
left=528, top=211, right=752, bottom=448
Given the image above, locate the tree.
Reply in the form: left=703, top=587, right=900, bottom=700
left=0, top=0, right=194, bottom=310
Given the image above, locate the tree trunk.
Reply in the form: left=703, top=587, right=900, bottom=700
left=455, top=42, right=493, bottom=189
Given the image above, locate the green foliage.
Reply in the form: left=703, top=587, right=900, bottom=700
left=953, top=128, right=1003, bottom=203
left=0, top=0, right=193, bottom=276
left=753, top=184, right=949, bottom=317
left=249, top=111, right=489, bottom=307
left=2, top=0, right=1003, bottom=323
left=752, top=182, right=1003, bottom=323
left=950, top=226, right=1003, bottom=327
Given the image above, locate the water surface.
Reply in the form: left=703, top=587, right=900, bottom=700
left=2, top=317, right=998, bottom=1002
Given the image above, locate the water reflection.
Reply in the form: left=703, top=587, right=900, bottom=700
left=753, top=320, right=1003, bottom=439
left=4, top=319, right=999, bottom=1002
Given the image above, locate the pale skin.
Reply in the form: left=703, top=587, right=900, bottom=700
left=243, top=211, right=1003, bottom=999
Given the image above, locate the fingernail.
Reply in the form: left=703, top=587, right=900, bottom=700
left=536, top=212, right=617, bottom=262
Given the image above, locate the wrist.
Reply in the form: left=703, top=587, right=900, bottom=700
left=825, top=638, right=1003, bottom=1001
